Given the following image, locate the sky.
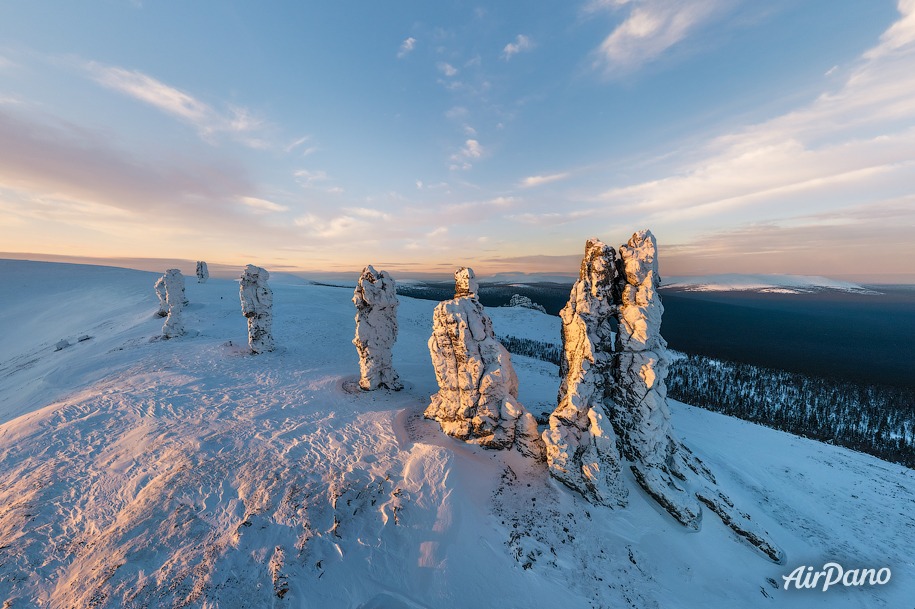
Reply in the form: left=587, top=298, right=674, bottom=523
left=1, top=1, right=914, bottom=281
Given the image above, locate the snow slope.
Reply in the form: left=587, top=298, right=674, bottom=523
left=662, top=274, right=877, bottom=294
left=0, top=260, right=912, bottom=608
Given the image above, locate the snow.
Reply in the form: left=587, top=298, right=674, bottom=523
left=663, top=274, right=878, bottom=294
left=0, top=259, right=912, bottom=608
left=353, top=266, right=402, bottom=391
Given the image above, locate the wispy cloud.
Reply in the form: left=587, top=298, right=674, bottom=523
left=84, top=61, right=267, bottom=146
left=437, top=62, right=459, bottom=77
left=239, top=196, right=288, bottom=213
left=397, top=37, right=417, bottom=58
left=519, top=172, right=571, bottom=188
left=590, top=0, right=733, bottom=76
left=502, top=34, right=534, bottom=60
left=449, top=139, right=484, bottom=170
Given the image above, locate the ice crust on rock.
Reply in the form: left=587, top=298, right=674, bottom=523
left=196, top=261, right=209, bottom=283
left=161, top=269, right=186, bottom=339
left=239, top=264, right=275, bottom=354
left=504, top=294, right=547, bottom=313
left=154, top=276, right=168, bottom=317
left=353, top=265, right=402, bottom=391
left=613, top=230, right=700, bottom=527
left=543, top=238, right=627, bottom=507
left=425, top=268, right=543, bottom=458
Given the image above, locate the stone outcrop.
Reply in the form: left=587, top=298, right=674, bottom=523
left=154, top=276, right=168, bottom=317
left=239, top=264, right=275, bottom=354
left=613, top=230, right=700, bottom=528
left=353, top=265, right=402, bottom=391
left=542, top=238, right=627, bottom=507
left=196, top=261, right=209, bottom=283
left=504, top=294, right=547, bottom=314
left=425, top=268, right=543, bottom=458
left=161, top=269, right=186, bottom=339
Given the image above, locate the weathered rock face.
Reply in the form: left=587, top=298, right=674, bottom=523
left=239, top=264, right=275, bottom=354
left=543, top=238, right=627, bottom=507
left=353, top=265, right=402, bottom=391
left=154, top=276, right=168, bottom=317
left=161, top=269, right=186, bottom=339
left=454, top=266, right=478, bottom=298
left=612, top=230, right=699, bottom=527
left=196, top=261, right=209, bottom=283
left=504, top=294, right=547, bottom=314
left=425, top=268, right=543, bottom=458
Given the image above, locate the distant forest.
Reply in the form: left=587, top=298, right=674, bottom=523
left=498, top=334, right=915, bottom=469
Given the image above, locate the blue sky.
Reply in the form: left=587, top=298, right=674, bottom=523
left=1, top=1, right=913, bottom=280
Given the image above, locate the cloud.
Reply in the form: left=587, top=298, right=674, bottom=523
left=449, top=139, right=484, bottom=170
left=519, top=172, right=571, bottom=188
left=397, top=37, right=417, bottom=58
left=437, top=62, right=459, bottom=77
left=239, top=196, right=288, bottom=213
left=0, top=56, right=16, bottom=70
left=594, top=1, right=915, bottom=231
left=293, top=169, right=330, bottom=186
left=591, top=0, right=733, bottom=75
left=84, top=61, right=267, bottom=146
left=502, top=35, right=534, bottom=60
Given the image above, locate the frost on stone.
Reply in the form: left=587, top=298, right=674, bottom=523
left=543, top=238, right=627, bottom=507
left=613, top=230, right=699, bottom=527
left=196, top=261, right=209, bottom=283
left=353, top=265, right=402, bottom=391
left=239, top=264, right=275, bottom=354
left=504, top=294, right=547, bottom=314
left=154, top=276, right=168, bottom=317
left=161, top=269, right=186, bottom=339
left=425, top=268, right=544, bottom=458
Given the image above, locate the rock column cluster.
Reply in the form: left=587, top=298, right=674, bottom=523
left=353, top=265, right=402, bottom=391
left=239, top=264, right=275, bottom=354
left=425, top=268, right=543, bottom=458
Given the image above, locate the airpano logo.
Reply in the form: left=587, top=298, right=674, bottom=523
left=782, top=562, right=891, bottom=591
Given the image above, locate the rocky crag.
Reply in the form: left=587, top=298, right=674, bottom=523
left=353, top=265, right=402, bottom=391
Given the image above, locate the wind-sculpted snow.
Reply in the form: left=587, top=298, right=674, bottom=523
left=353, top=265, right=402, bottom=390
left=196, top=260, right=209, bottom=283
left=161, top=268, right=186, bottom=339
left=425, top=268, right=543, bottom=457
left=239, top=264, right=275, bottom=353
left=543, top=238, right=627, bottom=506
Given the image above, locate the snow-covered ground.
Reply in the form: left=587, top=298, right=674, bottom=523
left=0, top=260, right=912, bottom=608
left=662, top=274, right=877, bottom=294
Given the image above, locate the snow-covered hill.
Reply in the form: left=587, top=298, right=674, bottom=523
left=0, top=260, right=912, bottom=608
left=662, top=274, right=877, bottom=294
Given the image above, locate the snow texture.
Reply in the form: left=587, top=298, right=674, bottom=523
left=543, top=238, right=627, bottom=507
left=663, top=273, right=876, bottom=294
left=353, top=265, right=402, bottom=391
left=239, top=264, right=275, bottom=353
left=161, top=268, right=186, bottom=339
left=196, top=260, right=209, bottom=284
left=425, top=268, right=543, bottom=457
left=504, top=293, right=547, bottom=313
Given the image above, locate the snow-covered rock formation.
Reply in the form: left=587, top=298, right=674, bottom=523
left=504, top=294, right=547, bottom=314
left=613, top=230, right=701, bottom=527
left=352, top=265, right=402, bottom=391
left=196, top=261, right=209, bottom=284
left=161, top=269, right=186, bottom=339
left=239, top=264, right=275, bottom=354
left=154, top=276, right=168, bottom=317
left=542, top=238, right=627, bottom=507
left=425, top=268, right=543, bottom=458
